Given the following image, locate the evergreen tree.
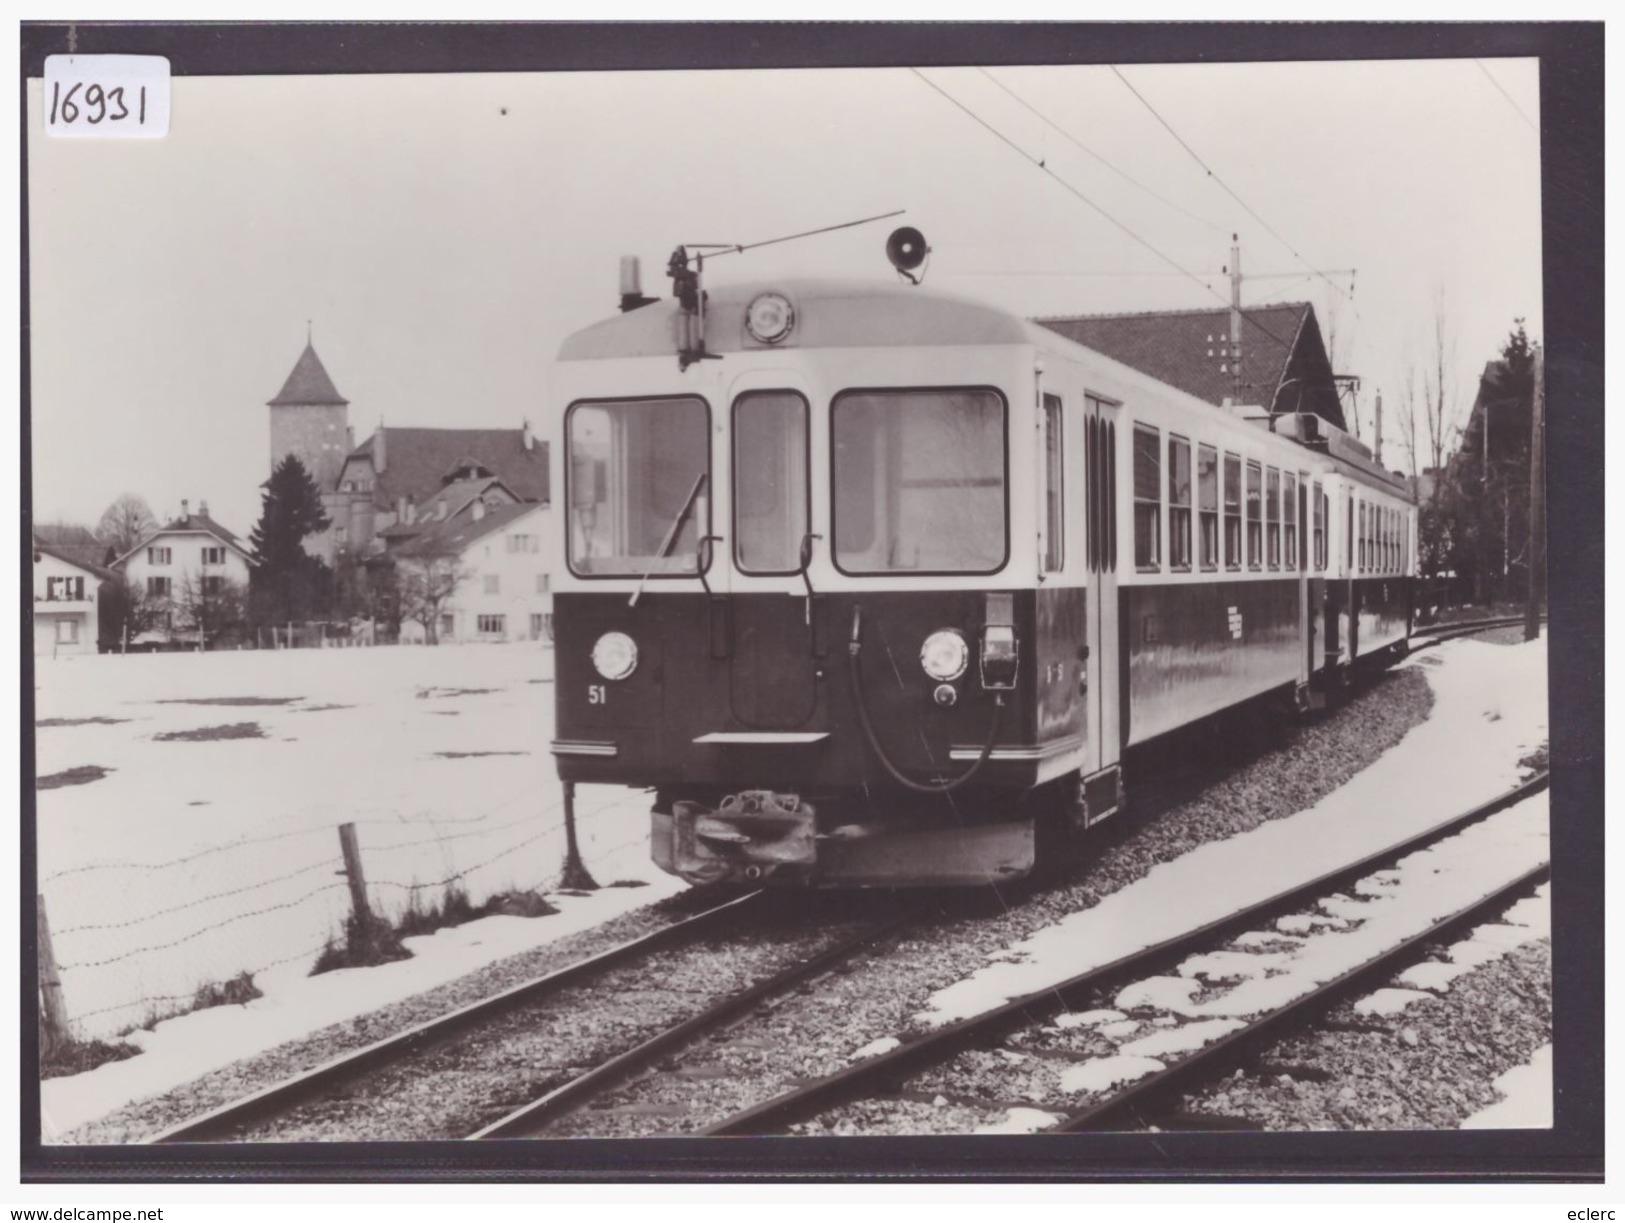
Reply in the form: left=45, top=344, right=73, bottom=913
left=248, top=456, right=332, bottom=626
left=250, top=456, right=330, bottom=569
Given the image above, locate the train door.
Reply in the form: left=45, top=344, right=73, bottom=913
left=1082, top=394, right=1121, bottom=783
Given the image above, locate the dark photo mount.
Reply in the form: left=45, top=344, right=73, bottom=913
left=18, top=20, right=1601, bottom=1186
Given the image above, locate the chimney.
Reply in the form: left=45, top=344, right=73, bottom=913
left=472, top=497, right=487, bottom=521
left=1373, top=391, right=1384, bottom=467
left=198, top=499, right=209, bottom=518
left=374, top=423, right=387, bottom=474
left=521, top=418, right=534, bottom=452
left=180, top=499, right=190, bottom=523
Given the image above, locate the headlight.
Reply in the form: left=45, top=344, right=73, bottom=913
left=591, top=631, right=638, bottom=681
left=920, top=629, right=969, bottom=682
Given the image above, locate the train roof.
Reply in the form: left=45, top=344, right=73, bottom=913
left=558, top=278, right=1033, bottom=361
left=557, top=275, right=1410, bottom=499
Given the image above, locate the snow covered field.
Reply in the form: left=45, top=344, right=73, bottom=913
left=34, top=642, right=682, bottom=1136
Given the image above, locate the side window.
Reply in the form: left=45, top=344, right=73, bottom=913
left=1283, top=471, right=1298, bottom=571
left=1042, top=393, right=1064, bottom=573
left=1168, top=435, right=1192, bottom=570
left=1245, top=460, right=1262, bottom=570
left=1223, top=453, right=1241, bottom=571
left=1357, top=501, right=1367, bottom=571
left=1312, top=481, right=1325, bottom=571
left=1265, top=466, right=1281, bottom=570
left=1197, top=443, right=1219, bottom=571
left=1132, top=424, right=1161, bottom=571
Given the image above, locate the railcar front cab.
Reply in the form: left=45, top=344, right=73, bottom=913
left=548, top=279, right=1111, bottom=888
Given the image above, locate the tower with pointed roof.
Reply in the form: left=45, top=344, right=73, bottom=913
left=268, top=339, right=351, bottom=495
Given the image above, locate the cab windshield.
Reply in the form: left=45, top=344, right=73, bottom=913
left=831, top=388, right=1007, bottom=574
left=567, top=397, right=709, bottom=576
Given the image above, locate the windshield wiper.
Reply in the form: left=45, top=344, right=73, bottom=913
left=629, top=473, right=707, bottom=608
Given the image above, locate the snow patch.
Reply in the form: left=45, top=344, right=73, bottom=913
left=973, top=1107, right=1064, bottom=1135
left=1398, top=960, right=1474, bottom=993
left=848, top=1036, right=901, bottom=1061
left=1058, top=1055, right=1165, bottom=1095
left=1114, top=976, right=1201, bottom=1012
left=1354, top=988, right=1434, bottom=1017
left=1117, top=1018, right=1244, bottom=1059
left=1052, top=1009, right=1123, bottom=1030
left=1178, top=950, right=1288, bottom=983
left=1460, top=1045, right=1553, bottom=1129
left=1232, top=930, right=1302, bottom=949
left=1096, top=1019, right=1142, bottom=1040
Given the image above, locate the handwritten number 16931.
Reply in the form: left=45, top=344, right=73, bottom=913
left=49, top=80, right=147, bottom=126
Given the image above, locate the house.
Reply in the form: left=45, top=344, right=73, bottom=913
left=113, top=501, right=256, bottom=642
left=32, top=540, right=109, bottom=656
left=1035, top=301, right=1350, bottom=431
left=391, top=499, right=556, bottom=645
left=373, top=475, right=523, bottom=552
left=264, top=341, right=548, bottom=563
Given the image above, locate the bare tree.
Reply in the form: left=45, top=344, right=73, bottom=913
left=99, top=570, right=159, bottom=649
left=398, top=556, right=470, bottom=645
left=94, top=493, right=159, bottom=562
left=175, top=570, right=248, bottom=648
left=1392, top=353, right=1422, bottom=480
left=1421, top=287, right=1459, bottom=494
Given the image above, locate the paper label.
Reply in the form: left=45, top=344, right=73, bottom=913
left=43, top=55, right=170, bottom=139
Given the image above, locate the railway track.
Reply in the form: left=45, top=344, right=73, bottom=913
left=1053, top=860, right=1547, bottom=1133
left=148, top=888, right=917, bottom=1143
left=699, top=771, right=1549, bottom=1136
left=1409, top=614, right=1544, bottom=652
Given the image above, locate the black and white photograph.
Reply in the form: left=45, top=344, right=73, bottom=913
left=19, top=22, right=1601, bottom=1182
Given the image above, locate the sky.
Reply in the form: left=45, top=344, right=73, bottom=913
left=25, top=55, right=1543, bottom=536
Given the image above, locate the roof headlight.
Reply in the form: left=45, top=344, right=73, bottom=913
left=745, top=292, right=795, bottom=345
left=591, top=631, right=638, bottom=681
left=920, top=629, right=969, bottom=683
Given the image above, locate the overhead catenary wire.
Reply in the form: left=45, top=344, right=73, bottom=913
left=910, top=69, right=1300, bottom=358
left=976, top=67, right=1226, bottom=234
left=1107, top=64, right=1363, bottom=315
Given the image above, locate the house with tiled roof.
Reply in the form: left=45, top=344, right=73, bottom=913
left=1035, top=301, right=1349, bottom=432
left=113, top=501, right=256, bottom=643
left=32, top=539, right=113, bottom=655
left=264, top=340, right=549, bottom=563
left=391, top=499, right=556, bottom=645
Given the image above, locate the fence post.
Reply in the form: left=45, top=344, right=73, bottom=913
left=338, top=822, right=373, bottom=926
left=37, top=894, right=71, bottom=1058
left=335, top=822, right=403, bottom=966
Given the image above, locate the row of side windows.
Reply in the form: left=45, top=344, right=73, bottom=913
left=1132, top=424, right=1328, bottom=575
left=1354, top=498, right=1409, bottom=574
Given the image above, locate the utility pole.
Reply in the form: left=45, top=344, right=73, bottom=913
left=1228, top=234, right=1243, bottom=406
left=1525, top=344, right=1545, bottom=641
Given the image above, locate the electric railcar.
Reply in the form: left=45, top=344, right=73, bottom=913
left=548, top=266, right=1415, bottom=888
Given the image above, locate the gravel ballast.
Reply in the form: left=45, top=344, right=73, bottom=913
left=1182, top=936, right=1552, bottom=1129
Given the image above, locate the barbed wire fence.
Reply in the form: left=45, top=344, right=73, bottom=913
left=38, top=781, right=645, bottom=1048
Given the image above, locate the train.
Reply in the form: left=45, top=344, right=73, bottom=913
left=547, top=239, right=1416, bottom=888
